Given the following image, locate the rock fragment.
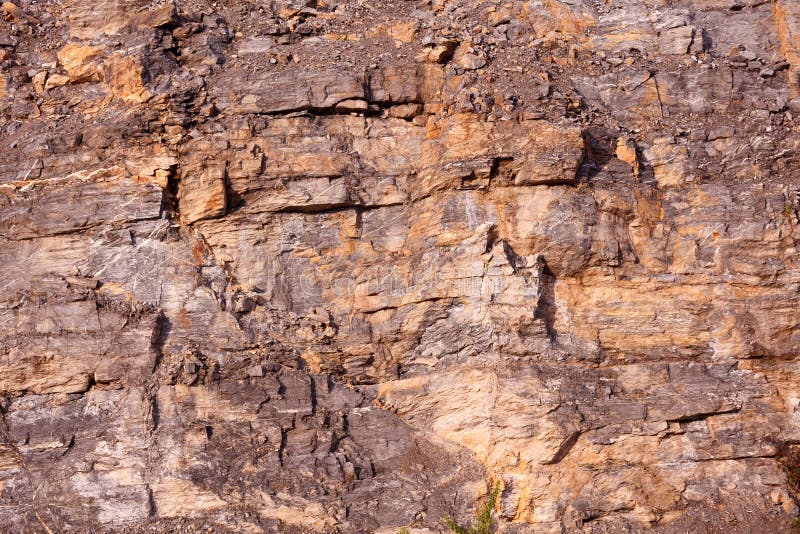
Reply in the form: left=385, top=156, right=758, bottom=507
left=459, top=53, right=486, bottom=70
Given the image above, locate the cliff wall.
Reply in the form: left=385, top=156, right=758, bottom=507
left=1, top=0, right=800, bottom=532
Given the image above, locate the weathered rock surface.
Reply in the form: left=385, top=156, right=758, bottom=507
left=1, top=0, right=800, bottom=532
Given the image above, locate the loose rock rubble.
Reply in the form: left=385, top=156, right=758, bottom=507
left=1, top=0, right=800, bottom=532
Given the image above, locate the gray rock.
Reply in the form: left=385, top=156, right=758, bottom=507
left=459, top=53, right=486, bottom=70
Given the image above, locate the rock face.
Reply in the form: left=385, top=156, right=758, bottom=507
left=1, top=0, right=800, bottom=532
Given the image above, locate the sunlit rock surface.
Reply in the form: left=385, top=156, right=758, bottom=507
left=1, top=0, right=799, bottom=532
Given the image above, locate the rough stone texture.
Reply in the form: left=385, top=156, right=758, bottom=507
left=1, top=0, right=800, bottom=532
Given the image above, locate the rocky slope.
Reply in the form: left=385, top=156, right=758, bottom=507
left=1, top=0, right=800, bottom=532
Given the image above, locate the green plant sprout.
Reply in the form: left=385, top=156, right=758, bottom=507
left=443, top=483, right=501, bottom=534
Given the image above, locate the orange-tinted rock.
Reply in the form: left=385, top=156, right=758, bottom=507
left=105, top=54, right=150, bottom=103
left=1, top=0, right=799, bottom=532
left=44, top=73, right=69, bottom=90
left=178, top=163, right=226, bottom=223
left=57, top=43, right=105, bottom=82
left=774, top=0, right=800, bottom=90
left=1, top=1, right=19, bottom=20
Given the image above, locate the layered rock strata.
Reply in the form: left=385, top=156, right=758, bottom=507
left=1, top=0, right=799, bottom=532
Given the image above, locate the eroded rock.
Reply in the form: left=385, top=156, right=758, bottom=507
left=1, top=0, right=799, bottom=532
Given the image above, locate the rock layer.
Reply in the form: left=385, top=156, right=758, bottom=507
left=1, top=0, right=799, bottom=532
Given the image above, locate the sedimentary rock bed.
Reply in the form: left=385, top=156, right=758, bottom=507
left=1, top=0, right=799, bottom=532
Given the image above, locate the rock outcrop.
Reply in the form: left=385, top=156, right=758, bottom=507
left=1, top=0, right=799, bottom=532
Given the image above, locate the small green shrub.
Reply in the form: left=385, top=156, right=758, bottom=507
left=443, top=483, right=501, bottom=534
left=778, top=443, right=800, bottom=493
left=773, top=441, right=800, bottom=532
